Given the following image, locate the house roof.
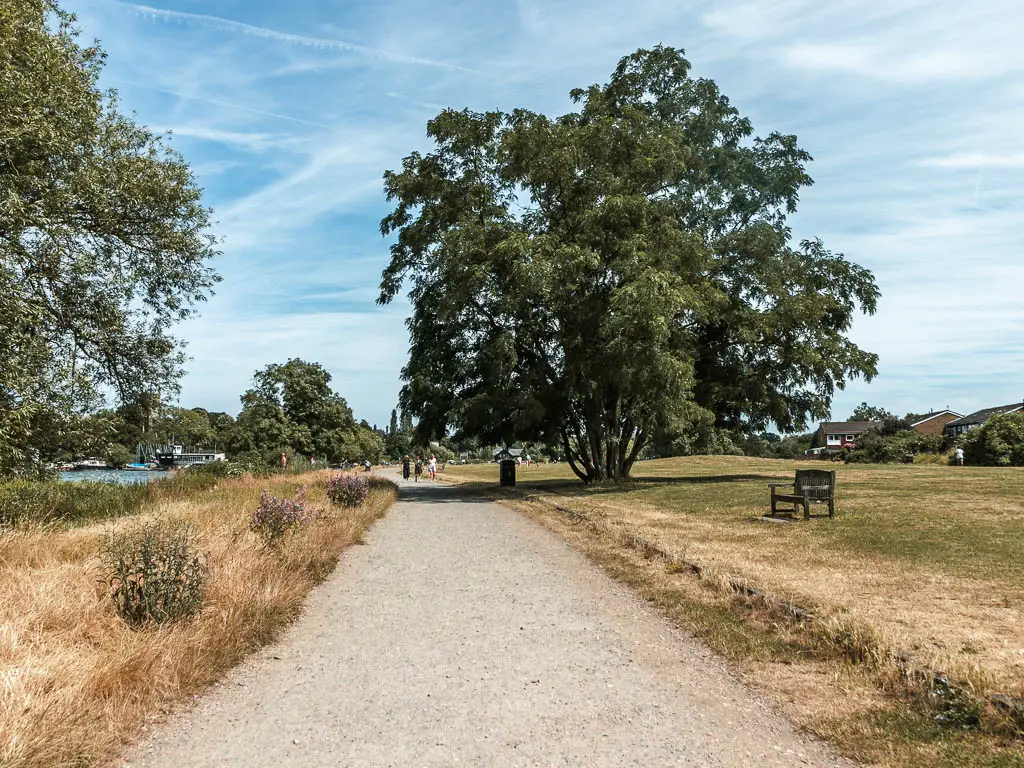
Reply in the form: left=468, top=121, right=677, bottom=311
left=909, top=409, right=963, bottom=426
left=819, top=421, right=882, bottom=434
left=945, top=403, right=1024, bottom=428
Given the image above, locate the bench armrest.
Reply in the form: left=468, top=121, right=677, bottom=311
left=767, top=482, right=794, bottom=488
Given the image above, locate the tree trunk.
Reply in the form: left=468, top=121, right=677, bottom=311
left=561, top=418, right=648, bottom=485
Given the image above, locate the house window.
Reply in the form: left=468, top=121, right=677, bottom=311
left=827, top=434, right=841, bottom=443
left=846, top=434, right=855, bottom=442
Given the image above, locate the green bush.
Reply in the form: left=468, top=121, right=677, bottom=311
left=0, top=480, right=148, bottom=527
left=102, top=519, right=208, bottom=628
left=961, top=412, right=1024, bottom=466
left=105, top=444, right=135, bottom=469
left=183, top=460, right=243, bottom=479
left=845, top=429, right=944, bottom=464
left=230, top=451, right=275, bottom=477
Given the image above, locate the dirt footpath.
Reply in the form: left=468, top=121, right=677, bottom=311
left=119, top=474, right=851, bottom=767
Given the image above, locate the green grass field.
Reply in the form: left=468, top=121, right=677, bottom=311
left=448, top=456, right=1024, bottom=586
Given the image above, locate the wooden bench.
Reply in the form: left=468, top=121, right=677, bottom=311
left=769, top=469, right=836, bottom=519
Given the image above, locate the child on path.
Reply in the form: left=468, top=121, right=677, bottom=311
left=414, top=457, right=422, bottom=482
left=428, top=455, right=437, bottom=481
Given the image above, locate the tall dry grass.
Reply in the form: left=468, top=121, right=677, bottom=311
left=0, top=470, right=396, bottom=768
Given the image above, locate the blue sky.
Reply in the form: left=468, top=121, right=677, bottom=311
left=66, top=0, right=1024, bottom=430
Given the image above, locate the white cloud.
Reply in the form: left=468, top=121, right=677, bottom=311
left=919, top=152, right=1024, bottom=169
left=213, top=130, right=395, bottom=252
left=114, top=79, right=333, bottom=129
left=176, top=309, right=409, bottom=419
left=159, top=126, right=286, bottom=153
left=784, top=43, right=994, bottom=83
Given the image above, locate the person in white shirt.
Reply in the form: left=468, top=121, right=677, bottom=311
left=954, top=447, right=964, bottom=466
left=428, top=455, right=438, bottom=481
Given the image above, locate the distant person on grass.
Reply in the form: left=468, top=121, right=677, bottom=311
left=428, top=455, right=437, bottom=481
left=955, top=447, right=964, bottom=466
left=414, top=457, right=422, bottom=482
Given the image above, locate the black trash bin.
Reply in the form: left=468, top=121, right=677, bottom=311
left=499, top=459, right=517, bottom=486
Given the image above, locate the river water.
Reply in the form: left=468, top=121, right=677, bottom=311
left=59, top=469, right=172, bottom=485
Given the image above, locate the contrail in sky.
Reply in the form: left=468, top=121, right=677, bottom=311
left=111, top=1, right=477, bottom=73
left=114, top=79, right=334, bottom=129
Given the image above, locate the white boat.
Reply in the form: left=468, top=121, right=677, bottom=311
left=153, top=445, right=225, bottom=469
left=73, top=458, right=109, bottom=470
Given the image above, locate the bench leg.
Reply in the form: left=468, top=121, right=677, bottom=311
left=828, top=500, right=835, bottom=519
left=770, top=491, right=777, bottom=517
left=803, top=498, right=810, bottom=520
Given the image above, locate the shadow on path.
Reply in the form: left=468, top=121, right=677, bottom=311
left=395, top=480, right=483, bottom=504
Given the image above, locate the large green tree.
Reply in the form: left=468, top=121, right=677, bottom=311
left=0, top=0, right=219, bottom=474
left=848, top=402, right=895, bottom=422
left=229, top=359, right=362, bottom=463
left=379, top=46, right=879, bottom=483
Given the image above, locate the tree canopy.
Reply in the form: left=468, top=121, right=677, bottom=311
left=1, top=0, right=219, bottom=474
left=848, top=403, right=896, bottom=422
left=227, top=359, right=381, bottom=464
left=379, top=46, right=879, bottom=483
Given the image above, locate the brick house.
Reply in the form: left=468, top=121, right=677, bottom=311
left=908, top=409, right=962, bottom=436
left=815, top=421, right=881, bottom=451
left=944, top=402, right=1024, bottom=439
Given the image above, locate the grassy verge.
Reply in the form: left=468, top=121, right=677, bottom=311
left=0, top=468, right=239, bottom=529
left=445, top=457, right=1024, bottom=767
left=0, top=470, right=396, bottom=768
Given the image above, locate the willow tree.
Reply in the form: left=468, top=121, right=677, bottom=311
left=378, top=46, right=878, bottom=483
left=1, top=0, right=219, bottom=473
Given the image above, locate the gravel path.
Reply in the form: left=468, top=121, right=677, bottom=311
left=119, top=472, right=851, bottom=767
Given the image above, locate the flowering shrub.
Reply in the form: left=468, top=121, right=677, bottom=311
left=250, top=487, right=313, bottom=542
left=103, top=519, right=208, bottom=628
left=326, top=474, right=369, bottom=508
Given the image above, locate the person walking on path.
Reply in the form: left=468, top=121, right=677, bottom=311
left=402, top=456, right=411, bottom=480
left=414, top=456, right=422, bottom=482
left=427, top=454, right=437, bottom=481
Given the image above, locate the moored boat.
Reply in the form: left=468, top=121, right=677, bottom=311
left=153, top=445, right=225, bottom=469
left=73, top=457, right=109, bottom=470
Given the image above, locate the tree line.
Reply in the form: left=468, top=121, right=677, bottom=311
left=37, top=359, right=385, bottom=470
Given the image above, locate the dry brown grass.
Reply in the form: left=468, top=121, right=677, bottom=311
left=0, top=470, right=395, bottom=768
left=448, top=457, right=1024, bottom=767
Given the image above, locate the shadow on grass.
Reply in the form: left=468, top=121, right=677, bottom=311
left=466, top=473, right=786, bottom=496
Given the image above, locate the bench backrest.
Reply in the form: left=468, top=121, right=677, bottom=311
left=795, top=469, right=835, bottom=501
